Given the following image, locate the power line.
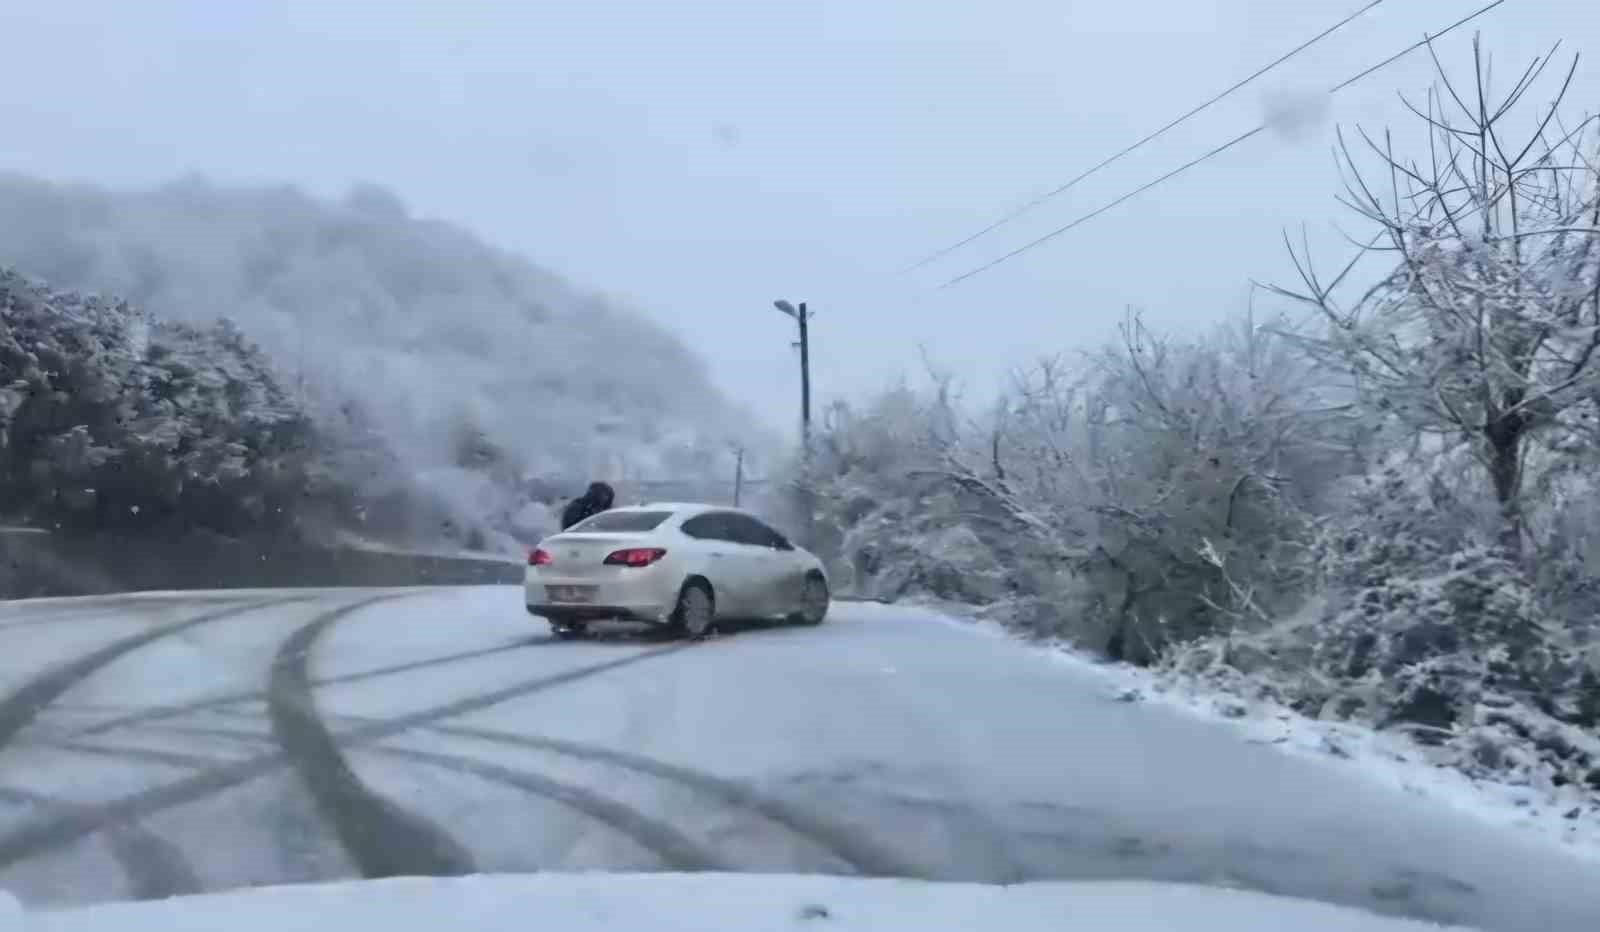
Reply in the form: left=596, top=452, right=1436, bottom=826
left=1328, top=0, right=1505, bottom=92
left=940, top=126, right=1268, bottom=289
left=938, top=0, right=1511, bottom=290
left=900, top=0, right=1390, bottom=275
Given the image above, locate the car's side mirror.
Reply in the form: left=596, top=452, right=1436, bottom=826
left=773, top=536, right=794, bottom=551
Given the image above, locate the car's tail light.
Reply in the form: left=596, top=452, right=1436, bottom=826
left=528, top=548, right=553, bottom=566
left=603, top=547, right=667, bottom=567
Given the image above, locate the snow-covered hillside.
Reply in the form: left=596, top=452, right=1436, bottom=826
left=0, top=173, right=776, bottom=549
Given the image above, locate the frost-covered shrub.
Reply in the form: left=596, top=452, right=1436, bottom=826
left=838, top=490, right=1013, bottom=604
left=1, top=270, right=321, bottom=537
left=1158, top=461, right=1600, bottom=792
left=1304, top=468, right=1590, bottom=727
left=793, top=312, right=1351, bottom=662
left=1526, top=468, right=1600, bottom=645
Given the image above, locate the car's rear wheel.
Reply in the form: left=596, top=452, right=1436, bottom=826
left=794, top=573, right=829, bottom=626
left=670, top=580, right=715, bottom=639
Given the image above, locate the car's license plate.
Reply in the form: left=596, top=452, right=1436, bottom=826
left=547, top=585, right=596, bottom=604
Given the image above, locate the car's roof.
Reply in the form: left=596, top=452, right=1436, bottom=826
left=613, top=502, right=754, bottom=518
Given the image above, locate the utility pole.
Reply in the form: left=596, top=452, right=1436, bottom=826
left=772, top=300, right=811, bottom=448
left=798, top=304, right=811, bottom=451
left=772, top=299, right=815, bottom=547
left=732, top=446, right=744, bottom=507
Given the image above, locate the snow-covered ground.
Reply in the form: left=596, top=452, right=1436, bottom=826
left=1, top=587, right=1597, bottom=932
left=907, top=597, right=1600, bottom=863
left=7, top=872, right=1471, bottom=932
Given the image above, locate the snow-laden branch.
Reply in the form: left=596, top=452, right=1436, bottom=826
left=1270, top=39, right=1600, bottom=555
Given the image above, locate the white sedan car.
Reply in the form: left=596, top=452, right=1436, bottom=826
left=524, top=502, right=830, bottom=638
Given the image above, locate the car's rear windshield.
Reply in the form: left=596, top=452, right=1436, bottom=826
left=569, top=510, right=672, bottom=532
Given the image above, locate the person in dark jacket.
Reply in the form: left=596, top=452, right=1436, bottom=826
left=561, top=481, right=615, bottom=530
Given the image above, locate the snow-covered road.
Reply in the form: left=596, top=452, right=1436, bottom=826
left=0, top=587, right=1594, bottom=930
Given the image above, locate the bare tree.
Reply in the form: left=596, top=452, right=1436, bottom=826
left=929, top=308, right=1349, bottom=660
left=1268, top=35, right=1600, bottom=557
left=935, top=354, right=1097, bottom=569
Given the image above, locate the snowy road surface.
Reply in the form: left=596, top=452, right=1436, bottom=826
left=15, top=873, right=1473, bottom=932
left=0, top=587, right=1594, bottom=930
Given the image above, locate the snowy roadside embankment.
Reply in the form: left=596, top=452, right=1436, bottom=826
left=14, top=872, right=1471, bottom=932
left=329, top=532, right=523, bottom=566
left=902, top=596, right=1600, bottom=865
left=0, top=530, right=518, bottom=600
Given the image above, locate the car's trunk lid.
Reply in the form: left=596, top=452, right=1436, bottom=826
left=541, top=533, right=656, bottom=570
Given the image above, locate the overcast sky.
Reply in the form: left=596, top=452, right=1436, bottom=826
left=0, top=0, right=1591, bottom=435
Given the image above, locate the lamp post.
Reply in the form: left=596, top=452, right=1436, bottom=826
left=772, top=300, right=811, bottom=451
left=773, top=299, right=815, bottom=547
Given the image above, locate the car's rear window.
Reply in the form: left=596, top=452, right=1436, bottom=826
left=569, top=510, right=672, bottom=532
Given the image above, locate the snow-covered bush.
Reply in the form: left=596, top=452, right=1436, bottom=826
left=792, top=309, right=1355, bottom=662
left=1, top=269, right=321, bottom=536
left=1215, top=467, right=1583, bottom=726
left=1053, top=311, right=1349, bottom=661
left=787, top=383, right=1003, bottom=600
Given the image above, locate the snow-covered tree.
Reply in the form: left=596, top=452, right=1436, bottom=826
left=791, top=310, right=1357, bottom=662
left=792, top=383, right=1000, bottom=602
left=940, top=309, right=1358, bottom=661
left=1269, top=37, right=1600, bottom=557
left=1, top=269, right=324, bottom=536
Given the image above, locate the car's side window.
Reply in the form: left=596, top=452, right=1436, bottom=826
left=681, top=513, right=737, bottom=543
left=748, top=517, right=792, bottom=550
left=679, top=514, right=714, bottom=539
left=715, top=514, right=756, bottom=546
left=726, top=514, right=784, bottom=549
left=725, top=515, right=769, bottom=546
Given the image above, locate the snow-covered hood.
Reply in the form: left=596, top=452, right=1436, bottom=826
left=8, top=873, right=1472, bottom=932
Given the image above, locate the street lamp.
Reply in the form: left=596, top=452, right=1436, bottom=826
left=772, top=300, right=811, bottom=451
left=772, top=299, right=816, bottom=549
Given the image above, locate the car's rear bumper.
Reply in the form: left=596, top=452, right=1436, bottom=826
left=526, top=603, right=673, bottom=625
left=525, top=566, right=677, bottom=616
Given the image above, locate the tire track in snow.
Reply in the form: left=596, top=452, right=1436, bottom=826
left=363, top=746, right=725, bottom=871
left=405, top=720, right=929, bottom=878
left=157, top=709, right=925, bottom=878
left=83, top=723, right=729, bottom=872
left=0, top=595, right=264, bottom=632
left=0, top=785, right=199, bottom=901
left=0, top=595, right=311, bottom=752
left=0, top=639, right=688, bottom=868
left=38, top=739, right=224, bottom=771
left=68, top=636, right=553, bottom=737
left=14, top=599, right=925, bottom=880
left=268, top=598, right=477, bottom=879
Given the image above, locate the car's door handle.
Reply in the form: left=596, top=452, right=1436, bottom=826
left=709, top=551, right=726, bottom=558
